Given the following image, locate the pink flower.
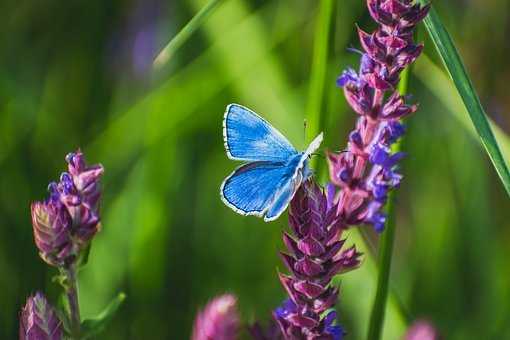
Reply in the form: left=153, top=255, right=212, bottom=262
left=191, top=294, right=239, bottom=340
left=405, top=320, right=440, bottom=340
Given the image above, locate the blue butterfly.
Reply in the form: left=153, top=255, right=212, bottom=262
left=220, top=104, right=323, bottom=222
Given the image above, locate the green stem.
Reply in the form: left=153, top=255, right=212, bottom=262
left=366, top=67, right=410, bottom=340
left=153, top=0, right=225, bottom=69
left=64, top=264, right=81, bottom=339
left=306, top=0, right=336, bottom=173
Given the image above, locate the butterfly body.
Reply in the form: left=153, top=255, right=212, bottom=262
left=221, top=104, right=322, bottom=222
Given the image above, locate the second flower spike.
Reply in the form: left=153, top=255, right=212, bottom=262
left=31, top=150, right=104, bottom=267
left=275, top=180, right=362, bottom=339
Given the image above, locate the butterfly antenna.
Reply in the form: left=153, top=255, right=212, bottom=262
left=303, top=119, right=307, bottom=145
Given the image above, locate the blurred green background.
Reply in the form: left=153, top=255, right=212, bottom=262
left=1, top=0, right=509, bottom=339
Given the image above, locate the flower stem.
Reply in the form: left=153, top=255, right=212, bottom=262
left=366, top=66, right=411, bottom=340
left=306, top=0, right=336, bottom=174
left=64, top=264, right=81, bottom=339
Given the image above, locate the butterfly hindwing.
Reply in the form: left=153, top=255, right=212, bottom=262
left=223, top=104, right=298, bottom=162
left=264, top=173, right=302, bottom=221
left=221, top=160, right=300, bottom=218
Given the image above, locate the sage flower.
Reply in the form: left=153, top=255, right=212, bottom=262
left=328, top=0, right=430, bottom=232
left=19, top=292, right=63, bottom=340
left=31, top=150, right=103, bottom=266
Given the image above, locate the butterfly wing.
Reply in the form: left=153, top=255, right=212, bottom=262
left=223, top=104, right=298, bottom=162
left=221, top=161, right=298, bottom=218
left=264, top=172, right=303, bottom=221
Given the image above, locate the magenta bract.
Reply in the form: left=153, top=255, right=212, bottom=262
left=275, top=181, right=361, bottom=339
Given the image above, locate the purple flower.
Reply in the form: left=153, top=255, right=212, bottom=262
left=191, top=294, right=240, bottom=340
left=31, top=150, right=103, bottom=266
left=328, top=0, right=429, bottom=232
left=57, top=150, right=104, bottom=244
left=274, top=181, right=361, bottom=339
left=337, top=68, right=360, bottom=88
left=19, top=292, right=63, bottom=340
left=404, top=320, right=440, bottom=340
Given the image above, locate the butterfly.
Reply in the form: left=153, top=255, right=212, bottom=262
left=220, top=104, right=323, bottom=222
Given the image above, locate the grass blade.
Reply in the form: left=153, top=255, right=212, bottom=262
left=306, top=0, right=336, bottom=170
left=417, top=0, right=510, bottom=196
left=153, top=0, right=225, bottom=69
left=366, top=67, right=410, bottom=340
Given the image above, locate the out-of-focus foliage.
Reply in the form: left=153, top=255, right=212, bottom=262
left=0, top=0, right=509, bottom=339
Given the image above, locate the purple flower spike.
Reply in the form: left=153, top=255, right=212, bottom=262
left=328, top=0, right=429, bottom=232
left=19, top=292, right=63, bottom=340
left=274, top=181, right=362, bottom=339
left=191, top=294, right=240, bottom=340
left=31, top=150, right=104, bottom=266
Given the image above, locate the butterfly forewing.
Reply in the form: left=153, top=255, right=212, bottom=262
left=224, top=104, right=298, bottom=162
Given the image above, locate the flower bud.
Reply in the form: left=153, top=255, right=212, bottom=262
left=191, top=294, right=239, bottom=340
left=19, top=292, right=63, bottom=340
left=31, top=200, right=74, bottom=267
left=405, top=320, right=440, bottom=340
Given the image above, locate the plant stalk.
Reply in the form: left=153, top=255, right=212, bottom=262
left=306, top=0, right=336, bottom=175
left=366, top=66, right=410, bottom=340
left=64, top=264, right=81, bottom=339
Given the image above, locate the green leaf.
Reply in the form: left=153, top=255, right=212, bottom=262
left=80, top=292, right=126, bottom=340
left=417, top=0, right=510, bottom=196
left=56, top=293, right=72, bottom=334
